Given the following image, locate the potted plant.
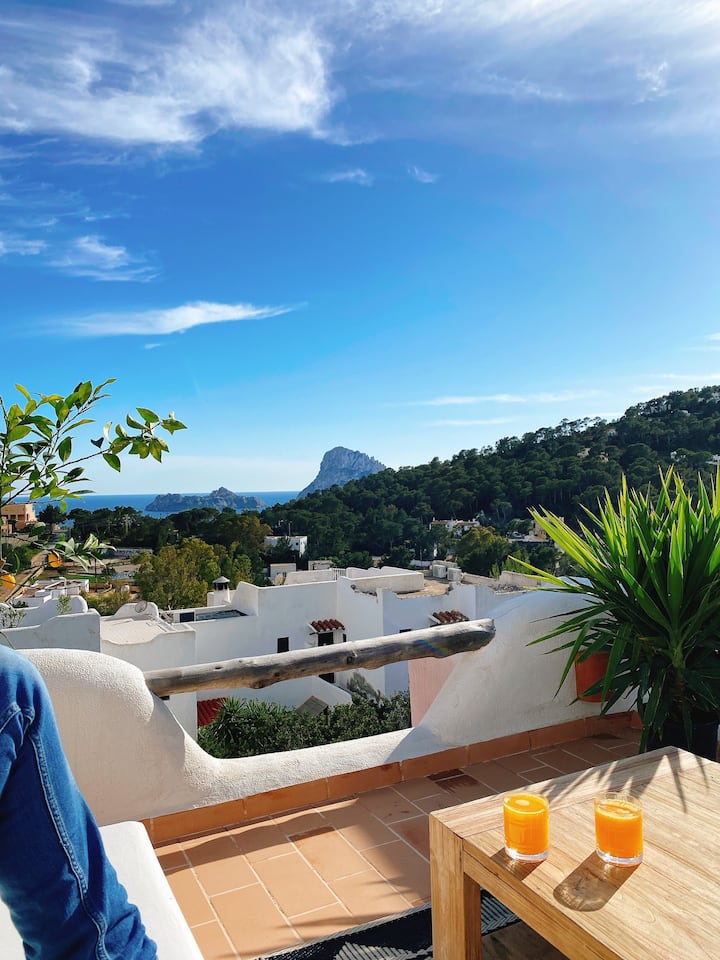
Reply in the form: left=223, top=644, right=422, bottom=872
left=516, top=468, right=720, bottom=758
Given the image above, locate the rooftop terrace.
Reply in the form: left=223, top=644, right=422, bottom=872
left=150, top=720, right=640, bottom=959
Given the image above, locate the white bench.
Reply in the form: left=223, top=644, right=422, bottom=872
left=0, top=821, right=203, bottom=959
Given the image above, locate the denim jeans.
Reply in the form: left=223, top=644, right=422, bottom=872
left=0, top=645, right=157, bottom=958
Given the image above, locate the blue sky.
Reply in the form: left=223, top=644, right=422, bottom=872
left=2, top=1, right=720, bottom=494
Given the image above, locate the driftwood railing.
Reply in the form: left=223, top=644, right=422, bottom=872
left=144, top=619, right=495, bottom=697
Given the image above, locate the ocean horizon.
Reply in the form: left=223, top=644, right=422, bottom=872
left=24, top=490, right=301, bottom=519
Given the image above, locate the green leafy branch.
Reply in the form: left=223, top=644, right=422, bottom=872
left=0, top=379, right=186, bottom=510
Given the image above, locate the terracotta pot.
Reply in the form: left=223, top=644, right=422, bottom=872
left=574, top=651, right=610, bottom=702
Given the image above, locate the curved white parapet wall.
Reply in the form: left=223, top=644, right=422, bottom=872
left=25, top=587, right=632, bottom=826
left=25, top=648, right=449, bottom=825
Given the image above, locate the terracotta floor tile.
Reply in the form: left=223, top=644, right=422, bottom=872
left=390, top=815, right=430, bottom=859
left=329, top=869, right=413, bottom=922
left=292, top=826, right=370, bottom=881
left=563, top=741, right=621, bottom=765
left=359, top=840, right=431, bottom=901
left=603, top=741, right=642, bottom=758
left=155, top=847, right=188, bottom=872
left=182, top=833, right=239, bottom=867
left=165, top=867, right=215, bottom=926
left=290, top=903, right=354, bottom=942
left=356, top=787, right=422, bottom=823
left=462, top=761, right=528, bottom=793
left=495, top=752, right=554, bottom=775
left=335, top=814, right=399, bottom=851
left=193, top=850, right=256, bottom=898
left=413, top=792, right=461, bottom=814
left=436, top=777, right=495, bottom=804
left=274, top=809, right=326, bottom=837
left=252, top=852, right=337, bottom=917
left=534, top=748, right=593, bottom=775
left=228, top=821, right=291, bottom=862
left=190, top=921, right=238, bottom=960
left=211, top=884, right=299, bottom=960
left=393, top=778, right=445, bottom=801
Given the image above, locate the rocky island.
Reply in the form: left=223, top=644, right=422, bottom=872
left=145, top=487, right=266, bottom=513
left=299, top=446, right=387, bottom=497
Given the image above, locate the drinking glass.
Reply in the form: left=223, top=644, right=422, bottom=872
left=594, top=793, right=643, bottom=866
left=503, top=792, right=549, bottom=862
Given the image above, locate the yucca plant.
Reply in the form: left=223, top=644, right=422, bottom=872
left=516, top=468, right=720, bottom=754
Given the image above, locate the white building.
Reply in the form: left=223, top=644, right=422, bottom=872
left=264, top=534, right=308, bottom=556
left=2, top=565, right=513, bottom=740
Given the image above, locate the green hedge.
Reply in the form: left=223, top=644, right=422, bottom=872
left=198, top=688, right=411, bottom=759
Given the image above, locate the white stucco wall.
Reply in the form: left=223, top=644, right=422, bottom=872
left=22, top=587, right=634, bottom=827
left=2, top=611, right=102, bottom=651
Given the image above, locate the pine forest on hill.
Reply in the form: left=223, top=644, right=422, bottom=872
left=259, top=386, right=720, bottom=560
left=50, top=385, right=720, bottom=604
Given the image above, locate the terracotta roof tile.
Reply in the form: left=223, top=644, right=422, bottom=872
left=430, top=610, right=469, bottom=625
left=309, top=618, right=345, bottom=633
left=197, top=697, right=226, bottom=728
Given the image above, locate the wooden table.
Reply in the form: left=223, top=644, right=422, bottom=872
left=430, top=747, right=720, bottom=960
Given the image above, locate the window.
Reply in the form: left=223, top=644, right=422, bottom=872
left=277, top=637, right=289, bottom=654
left=317, top=631, right=335, bottom=683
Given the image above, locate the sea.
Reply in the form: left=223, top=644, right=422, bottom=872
left=25, top=491, right=300, bottom=520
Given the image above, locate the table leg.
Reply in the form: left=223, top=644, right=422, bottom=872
left=430, top=815, right=483, bottom=960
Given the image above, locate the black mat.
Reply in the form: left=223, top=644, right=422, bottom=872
left=261, top=892, right=519, bottom=960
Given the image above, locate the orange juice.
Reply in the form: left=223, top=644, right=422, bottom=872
left=503, top=793, right=549, bottom=861
left=594, top=794, right=643, bottom=865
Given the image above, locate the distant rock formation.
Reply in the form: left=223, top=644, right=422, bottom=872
left=145, top=487, right=265, bottom=513
left=299, top=447, right=387, bottom=497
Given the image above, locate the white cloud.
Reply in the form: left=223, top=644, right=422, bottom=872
left=408, top=165, right=438, bottom=183
left=632, top=374, right=720, bottom=393
left=323, top=168, right=374, bottom=185
left=416, top=390, right=602, bottom=406
left=0, top=5, right=334, bottom=146
left=0, top=0, right=719, bottom=155
left=427, top=418, right=515, bottom=427
left=61, top=299, right=295, bottom=336
left=50, top=234, right=156, bottom=281
left=0, top=233, right=45, bottom=256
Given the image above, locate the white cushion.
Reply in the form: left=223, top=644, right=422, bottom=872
left=0, top=821, right=203, bottom=959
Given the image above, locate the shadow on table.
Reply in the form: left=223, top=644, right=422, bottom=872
left=554, top=854, right=637, bottom=912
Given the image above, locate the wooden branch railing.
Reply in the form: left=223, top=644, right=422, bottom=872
left=144, top=619, right=495, bottom=697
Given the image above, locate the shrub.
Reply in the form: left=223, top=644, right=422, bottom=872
left=198, top=686, right=412, bottom=759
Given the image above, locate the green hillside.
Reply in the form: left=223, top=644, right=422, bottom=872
left=260, top=386, right=720, bottom=562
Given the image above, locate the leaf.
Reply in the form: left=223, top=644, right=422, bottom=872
left=136, top=407, right=160, bottom=424
left=57, top=437, right=72, bottom=462
left=102, top=452, right=122, bottom=472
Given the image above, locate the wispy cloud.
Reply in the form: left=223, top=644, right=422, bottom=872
left=60, top=299, right=295, bottom=337
left=408, top=165, right=438, bottom=183
left=322, top=168, right=374, bottom=186
left=0, top=5, right=333, bottom=146
left=0, top=233, right=45, bottom=257
left=427, top=418, right=515, bottom=427
left=632, top=373, right=720, bottom=394
left=1, top=0, right=719, bottom=155
left=50, top=235, right=156, bottom=281
left=414, top=390, right=603, bottom=406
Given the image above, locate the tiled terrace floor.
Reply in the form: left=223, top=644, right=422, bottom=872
left=155, top=727, right=640, bottom=960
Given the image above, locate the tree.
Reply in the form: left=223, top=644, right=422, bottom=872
left=134, top=538, right=219, bottom=609
left=455, top=526, right=510, bottom=576
left=37, top=504, right=65, bottom=527
left=0, top=380, right=185, bottom=566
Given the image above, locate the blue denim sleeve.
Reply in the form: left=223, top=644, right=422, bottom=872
left=0, top=645, right=157, bottom=959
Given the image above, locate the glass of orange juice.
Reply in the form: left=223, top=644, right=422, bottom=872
left=594, top=793, right=643, bottom=866
left=503, top=793, right=549, bottom=861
